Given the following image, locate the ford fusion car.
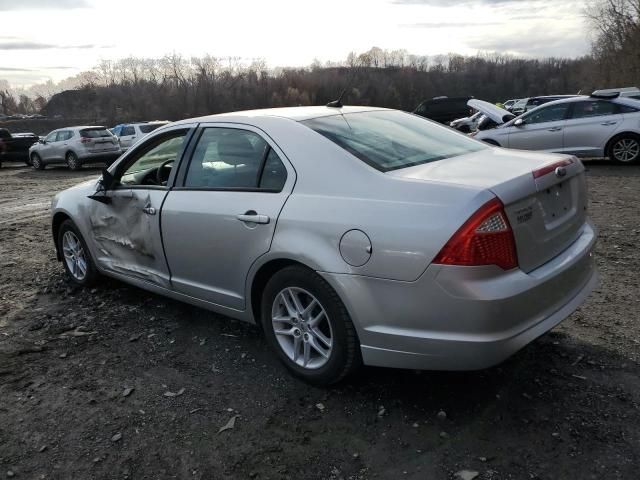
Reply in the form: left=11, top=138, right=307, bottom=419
left=50, top=106, right=597, bottom=384
left=473, top=94, right=640, bottom=164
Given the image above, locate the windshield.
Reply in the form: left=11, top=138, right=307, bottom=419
left=302, top=110, right=486, bottom=172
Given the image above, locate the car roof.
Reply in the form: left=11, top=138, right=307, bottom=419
left=171, top=105, right=391, bottom=125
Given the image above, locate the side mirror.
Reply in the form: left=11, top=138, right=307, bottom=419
left=98, top=168, right=115, bottom=191
left=514, top=118, right=525, bottom=127
left=39, top=139, right=46, bottom=144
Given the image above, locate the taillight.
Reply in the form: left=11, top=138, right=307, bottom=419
left=433, top=198, right=518, bottom=270
left=80, top=137, right=91, bottom=144
left=532, top=158, right=573, bottom=179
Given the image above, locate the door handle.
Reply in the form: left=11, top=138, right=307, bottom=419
left=142, top=205, right=156, bottom=215
left=236, top=212, right=270, bottom=224
left=547, top=127, right=562, bottom=132
left=601, top=121, right=617, bottom=126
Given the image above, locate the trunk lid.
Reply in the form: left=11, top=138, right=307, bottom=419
left=388, top=148, right=588, bottom=272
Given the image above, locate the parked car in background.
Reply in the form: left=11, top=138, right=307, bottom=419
left=450, top=111, right=483, bottom=133
left=511, top=95, right=578, bottom=115
left=592, top=87, right=640, bottom=99
left=51, top=105, right=596, bottom=384
left=473, top=93, right=640, bottom=164
left=413, top=96, right=473, bottom=124
left=29, top=126, right=121, bottom=170
left=111, top=121, right=169, bottom=151
left=0, top=128, right=39, bottom=167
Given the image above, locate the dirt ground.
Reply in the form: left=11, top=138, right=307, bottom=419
left=0, top=161, right=638, bottom=480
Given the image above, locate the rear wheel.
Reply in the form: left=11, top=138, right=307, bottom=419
left=57, top=220, right=99, bottom=286
left=66, top=151, right=81, bottom=171
left=260, top=266, right=361, bottom=385
left=608, top=134, right=640, bottom=164
left=31, top=153, right=44, bottom=170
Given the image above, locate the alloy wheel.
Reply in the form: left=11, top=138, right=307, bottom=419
left=612, top=138, right=640, bottom=163
left=62, top=230, right=87, bottom=281
left=271, top=287, right=333, bottom=369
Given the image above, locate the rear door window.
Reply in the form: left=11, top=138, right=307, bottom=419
left=303, top=110, right=486, bottom=172
left=570, top=100, right=618, bottom=119
left=122, top=126, right=135, bottom=136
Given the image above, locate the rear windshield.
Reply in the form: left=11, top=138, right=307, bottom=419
left=139, top=124, right=164, bottom=134
left=80, top=128, right=111, bottom=138
left=302, top=110, right=486, bottom=172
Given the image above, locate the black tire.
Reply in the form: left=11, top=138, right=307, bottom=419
left=607, top=134, right=640, bottom=165
left=66, top=151, right=81, bottom=171
left=260, top=265, right=361, bottom=385
left=31, top=153, right=44, bottom=170
left=57, top=219, right=99, bottom=287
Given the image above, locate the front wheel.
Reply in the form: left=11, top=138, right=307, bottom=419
left=66, top=152, right=81, bottom=170
left=31, top=153, right=44, bottom=170
left=608, top=135, right=640, bottom=164
left=261, top=266, right=361, bottom=385
left=57, top=220, right=99, bottom=286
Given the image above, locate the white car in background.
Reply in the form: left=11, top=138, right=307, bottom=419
left=472, top=94, right=640, bottom=164
left=111, top=121, right=169, bottom=151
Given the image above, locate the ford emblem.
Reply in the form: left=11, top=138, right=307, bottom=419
left=555, top=166, right=567, bottom=178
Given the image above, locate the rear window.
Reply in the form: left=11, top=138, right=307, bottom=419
left=80, top=128, right=111, bottom=138
left=139, top=124, right=165, bottom=134
left=302, top=110, right=486, bottom=172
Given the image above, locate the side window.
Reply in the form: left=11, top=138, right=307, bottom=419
left=59, top=131, right=72, bottom=141
left=122, top=126, right=135, bottom=136
left=571, top=101, right=617, bottom=119
left=46, top=132, right=58, bottom=142
left=111, top=126, right=121, bottom=136
left=185, top=128, right=268, bottom=189
left=120, top=131, right=188, bottom=186
left=415, top=103, right=427, bottom=115
left=523, top=104, right=569, bottom=125
left=619, top=104, right=640, bottom=113
left=260, top=149, right=287, bottom=191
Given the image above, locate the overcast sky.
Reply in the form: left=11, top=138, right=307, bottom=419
left=0, top=0, right=589, bottom=87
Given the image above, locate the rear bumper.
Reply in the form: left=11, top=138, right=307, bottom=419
left=79, top=151, right=121, bottom=163
left=320, top=221, right=597, bottom=371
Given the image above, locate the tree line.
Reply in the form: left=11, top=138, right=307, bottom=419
left=1, top=0, right=639, bottom=122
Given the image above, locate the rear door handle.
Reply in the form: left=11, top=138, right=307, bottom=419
left=548, top=127, right=562, bottom=132
left=142, top=205, right=156, bottom=215
left=601, top=121, right=617, bottom=126
left=237, top=212, right=270, bottom=224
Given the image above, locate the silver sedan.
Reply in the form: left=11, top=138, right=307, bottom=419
left=473, top=95, right=640, bottom=164
left=51, top=106, right=597, bottom=384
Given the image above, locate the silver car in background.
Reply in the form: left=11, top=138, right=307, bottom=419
left=50, top=106, right=597, bottom=384
left=29, top=126, right=121, bottom=170
left=474, top=94, right=640, bottom=164
left=111, top=121, right=169, bottom=151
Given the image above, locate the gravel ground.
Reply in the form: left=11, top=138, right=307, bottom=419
left=0, top=161, right=638, bottom=480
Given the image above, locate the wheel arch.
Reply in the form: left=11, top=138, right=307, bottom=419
left=249, top=258, right=315, bottom=325
left=52, top=211, right=72, bottom=260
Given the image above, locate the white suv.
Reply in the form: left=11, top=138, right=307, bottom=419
left=111, top=121, right=169, bottom=151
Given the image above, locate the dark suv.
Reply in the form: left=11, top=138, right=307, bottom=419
left=413, top=96, right=473, bottom=124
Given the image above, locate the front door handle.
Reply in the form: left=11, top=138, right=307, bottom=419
left=601, top=121, right=617, bottom=126
left=142, top=205, right=156, bottom=215
left=547, top=127, right=562, bottom=132
left=237, top=211, right=270, bottom=224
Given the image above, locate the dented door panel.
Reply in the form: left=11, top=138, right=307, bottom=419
left=83, top=188, right=171, bottom=287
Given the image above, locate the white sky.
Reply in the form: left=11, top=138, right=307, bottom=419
left=0, top=0, right=590, bottom=87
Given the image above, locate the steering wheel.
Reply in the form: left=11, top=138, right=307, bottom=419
left=156, top=159, right=174, bottom=186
